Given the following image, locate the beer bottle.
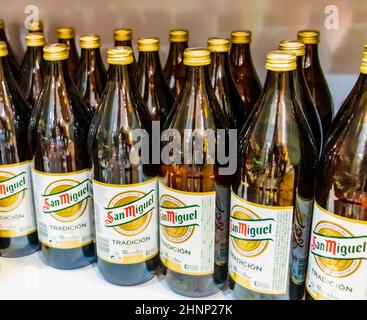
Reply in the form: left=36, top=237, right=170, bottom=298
left=27, top=20, right=44, bottom=33
left=57, top=27, right=80, bottom=80
left=306, top=52, right=367, bottom=301
left=114, top=28, right=137, bottom=79
left=19, top=33, right=46, bottom=107
left=77, top=34, right=107, bottom=115
left=0, top=41, right=38, bottom=257
left=229, top=31, right=261, bottom=115
left=0, top=19, right=20, bottom=79
left=297, top=30, right=334, bottom=138
left=160, top=48, right=231, bottom=297
left=208, top=37, right=246, bottom=129
left=91, top=46, right=159, bottom=285
left=137, top=37, right=174, bottom=125
left=279, top=40, right=323, bottom=153
left=163, top=29, right=188, bottom=97
left=29, top=44, right=95, bottom=269
left=229, top=51, right=317, bottom=300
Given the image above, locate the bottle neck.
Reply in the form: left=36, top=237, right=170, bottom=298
left=183, top=65, right=210, bottom=96
left=303, top=43, right=320, bottom=68
left=108, top=63, right=133, bottom=87
left=138, top=51, right=163, bottom=78
left=166, top=41, right=187, bottom=66
left=80, top=47, right=104, bottom=69
left=262, top=69, right=295, bottom=102
left=210, top=51, right=231, bottom=74
left=44, top=59, right=69, bottom=89
left=0, top=55, right=17, bottom=86
left=230, top=43, right=252, bottom=66
left=114, top=39, right=133, bottom=47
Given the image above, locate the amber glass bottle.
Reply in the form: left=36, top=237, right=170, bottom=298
left=57, top=27, right=80, bottom=80
left=297, top=30, right=334, bottom=138
left=29, top=44, right=95, bottom=269
left=19, top=33, right=46, bottom=108
left=27, top=20, right=44, bottom=33
left=164, top=29, right=188, bottom=98
left=0, top=41, right=39, bottom=257
left=91, top=46, right=159, bottom=285
left=279, top=40, right=323, bottom=153
left=229, top=51, right=317, bottom=300
left=114, top=28, right=137, bottom=78
left=0, top=19, right=20, bottom=79
left=77, top=34, right=107, bottom=115
left=229, top=31, right=261, bottom=116
left=208, top=37, right=246, bottom=129
left=160, top=48, right=231, bottom=297
left=137, top=37, right=174, bottom=125
left=305, top=53, right=367, bottom=301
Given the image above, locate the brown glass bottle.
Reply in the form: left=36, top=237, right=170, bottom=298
left=57, top=27, right=80, bottom=80
left=163, top=29, right=188, bottom=98
left=208, top=37, right=246, bottom=129
left=279, top=40, right=323, bottom=154
left=137, top=37, right=175, bottom=125
left=77, top=34, right=107, bottom=115
left=0, top=41, right=39, bottom=257
left=27, top=20, right=44, bottom=33
left=19, top=33, right=46, bottom=108
left=0, top=19, right=20, bottom=79
left=229, top=31, right=261, bottom=116
left=29, top=44, right=95, bottom=269
left=160, top=48, right=231, bottom=297
left=298, top=30, right=334, bottom=138
left=91, top=47, right=159, bottom=285
left=114, top=28, right=138, bottom=79
left=229, top=52, right=317, bottom=300
left=305, top=53, right=367, bottom=301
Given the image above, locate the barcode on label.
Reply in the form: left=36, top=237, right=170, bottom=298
left=38, top=222, right=48, bottom=239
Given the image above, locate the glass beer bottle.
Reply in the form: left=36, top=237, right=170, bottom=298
left=229, top=31, right=261, bottom=115
left=91, top=46, right=159, bottom=285
left=160, top=48, right=231, bottom=297
left=0, top=19, right=20, bottom=79
left=164, top=29, right=188, bottom=98
left=19, top=33, right=46, bottom=108
left=305, top=53, right=367, bottom=301
left=57, top=27, right=80, bottom=80
left=29, top=44, right=95, bottom=269
left=114, top=28, right=138, bottom=78
left=208, top=37, right=246, bottom=129
left=77, top=34, right=107, bottom=115
left=297, top=30, right=334, bottom=138
left=0, top=41, right=39, bottom=257
left=229, top=51, right=317, bottom=300
left=27, top=20, right=44, bottom=33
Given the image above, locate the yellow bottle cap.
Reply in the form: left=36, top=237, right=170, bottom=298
left=231, top=30, right=252, bottom=44
left=207, top=37, right=231, bottom=52
left=360, top=50, right=367, bottom=74
left=0, top=19, right=4, bottom=29
left=25, top=32, right=46, bottom=47
left=28, top=20, right=44, bottom=32
left=297, top=30, right=320, bottom=44
left=107, top=46, right=134, bottom=65
left=80, top=34, right=101, bottom=49
left=43, top=43, right=69, bottom=61
left=279, top=40, right=305, bottom=56
left=183, top=47, right=211, bottom=66
left=0, top=41, right=8, bottom=57
left=265, top=51, right=297, bottom=71
left=57, top=27, right=75, bottom=40
left=169, top=29, right=189, bottom=42
left=137, top=37, right=160, bottom=52
left=363, top=44, right=367, bottom=54
left=113, top=28, right=133, bottom=41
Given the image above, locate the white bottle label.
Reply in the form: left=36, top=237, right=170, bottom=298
left=159, top=181, right=216, bottom=275
left=93, top=177, right=159, bottom=264
left=306, top=202, right=367, bottom=300
left=0, top=161, right=36, bottom=237
left=32, top=168, right=94, bottom=249
left=228, top=191, right=293, bottom=295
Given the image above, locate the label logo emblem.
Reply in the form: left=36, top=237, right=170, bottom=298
left=0, top=171, right=27, bottom=213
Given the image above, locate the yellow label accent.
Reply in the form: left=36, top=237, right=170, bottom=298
left=40, top=239, right=94, bottom=249
left=0, top=228, right=36, bottom=238
left=160, top=183, right=216, bottom=196
left=98, top=250, right=158, bottom=265
left=32, top=168, right=92, bottom=176
left=93, top=176, right=158, bottom=188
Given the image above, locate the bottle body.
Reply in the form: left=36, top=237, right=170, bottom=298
left=59, top=38, right=80, bottom=80
left=0, top=28, right=19, bottom=79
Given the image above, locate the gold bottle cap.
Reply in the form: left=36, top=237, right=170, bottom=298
left=279, top=40, right=305, bottom=56
left=80, top=34, right=101, bottom=49
left=57, top=27, right=75, bottom=40
left=297, top=30, right=320, bottom=44
left=28, top=20, right=44, bottom=32
left=0, top=41, right=8, bottom=57
left=364, top=44, right=367, bottom=54
left=114, top=28, right=132, bottom=41
left=44, top=43, right=69, bottom=61
left=0, top=19, right=4, bottom=29
left=265, top=51, right=297, bottom=71
left=25, top=32, right=46, bottom=47
left=231, top=30, right=252, bottom=44
left=137, top=37, right=160, bottom=51
left=360, top=50, right=367, bottom=74
left=183, top=47, right=211, bottom=66
left=107, top=46, right=134, bottom=65
left=207, top=37, right=231, bottom=52
left=169, top=29, right=189, bottom=42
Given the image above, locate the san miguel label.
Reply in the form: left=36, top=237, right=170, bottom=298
left=306, top=202, right=367, bottom=300
left=228, top=191, right=293, bottom=295
left=0, top=161, right=36, bottom=237
left=159, top=181, right=216, bottom=276
left=32, top=168, right=94, bottom=249
left=93, top=178, right=158, bottom=264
